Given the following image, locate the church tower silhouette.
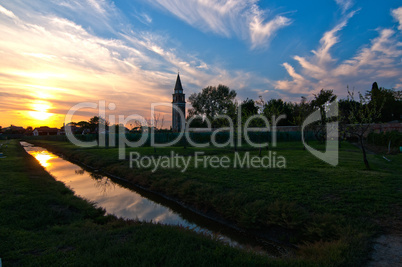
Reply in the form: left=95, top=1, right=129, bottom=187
left=172, top=73, right=186, bottom=132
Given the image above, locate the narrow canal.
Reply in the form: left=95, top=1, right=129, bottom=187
left=21, top=141, right=287, bottom=256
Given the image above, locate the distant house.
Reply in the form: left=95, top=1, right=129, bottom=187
left=3, top=125, right=25, bottom=134
left=58, top=125, right=83, bottom=135
left=33, top=126, right=59, bottom=136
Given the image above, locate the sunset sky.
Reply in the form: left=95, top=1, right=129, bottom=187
left=1, top=0, right=402, bottom=128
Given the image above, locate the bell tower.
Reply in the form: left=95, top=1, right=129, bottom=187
left=172, top=73, right=186, bottom=132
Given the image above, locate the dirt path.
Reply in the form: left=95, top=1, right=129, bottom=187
left=368, top=235, right=402, bottom=266
left=368, top=211, right=402, bottom=266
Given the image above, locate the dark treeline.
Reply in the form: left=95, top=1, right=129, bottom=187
left=187, top=82, right=402, bottom=169
left=187, top=82, right=402, bottom=128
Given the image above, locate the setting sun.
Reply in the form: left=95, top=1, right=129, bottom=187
left=28, top=101, right=53, bottom=121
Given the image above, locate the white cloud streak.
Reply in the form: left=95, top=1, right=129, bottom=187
left=275, top=7, right=402, bottom=97
left=313, top=10, right=357, bottom=66
left=335, top=0, right=353, bottom=14
left=0, top=1, right=258, bottom=127
left=86, top=0, right=107, bottom=15
left=147, top=0, right=292, bottom=49
left=250, top=13, right=291, bottom=49
left=0, top=4, right=17, bottom=19
left=392, top=7, right=402, bottom=31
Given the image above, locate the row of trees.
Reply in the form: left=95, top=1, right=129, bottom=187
left=68, top=113, right=167, bottom=134
left=188, top=82, right=401, bottom=128
left=187, top=82, right=402, bottom=169
left=68, top=116, right=130, bottom=134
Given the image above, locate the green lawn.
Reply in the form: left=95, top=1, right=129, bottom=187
left=23, top=139, right=402, bottom=266
left=0, top=140, right=302, bottom=266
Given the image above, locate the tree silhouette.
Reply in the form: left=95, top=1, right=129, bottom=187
left=188, top=84, right=237, bottom=127
left=341, top=89, right=381, bottom=170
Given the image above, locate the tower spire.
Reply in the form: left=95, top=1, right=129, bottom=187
left=174, top=72, right=183, bottom=92
left=172, top=73, right=185, bottom=132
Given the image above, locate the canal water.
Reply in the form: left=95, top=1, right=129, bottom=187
left=21, top=141, right=285, bottom=256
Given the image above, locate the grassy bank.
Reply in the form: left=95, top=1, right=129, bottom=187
left=28, top=139, right=402, bottom=265
left=0, top=140, right=303, bottom=266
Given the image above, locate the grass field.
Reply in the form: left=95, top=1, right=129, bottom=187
left=0, top=140, right=304, bottom=266
left=4, top=138, right=401, bottom=266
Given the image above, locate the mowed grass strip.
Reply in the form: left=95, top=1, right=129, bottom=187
left=0, top=140, right=300, bottom=266
left=30, top=139, right=402, bottom=265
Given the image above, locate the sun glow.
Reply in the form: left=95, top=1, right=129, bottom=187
left=28, top=101, right=53, bottom=121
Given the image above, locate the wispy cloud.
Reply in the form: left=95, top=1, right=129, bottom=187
left=274, top=7, right=402, bottom=97
left=140, top=13, right=153, bottom=24
left=249, top=9, right=291, bottom=49
left=0, top=4, right=17, bottom=19
left=392, top=7, right=402, bottom=30
left=86, top=0, right=107, bottom=15
left=335, top=0, right=353, bottom=14
left=147, top=0, right=292, bottom=49
left=313, top=10, right=358, bottom=67
left=0, top=1, right=257, bottom=127
left=131, top=8, right=153, bottom=25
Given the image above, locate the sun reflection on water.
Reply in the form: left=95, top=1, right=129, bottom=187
left=30, top=151, right=56, bottom=168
